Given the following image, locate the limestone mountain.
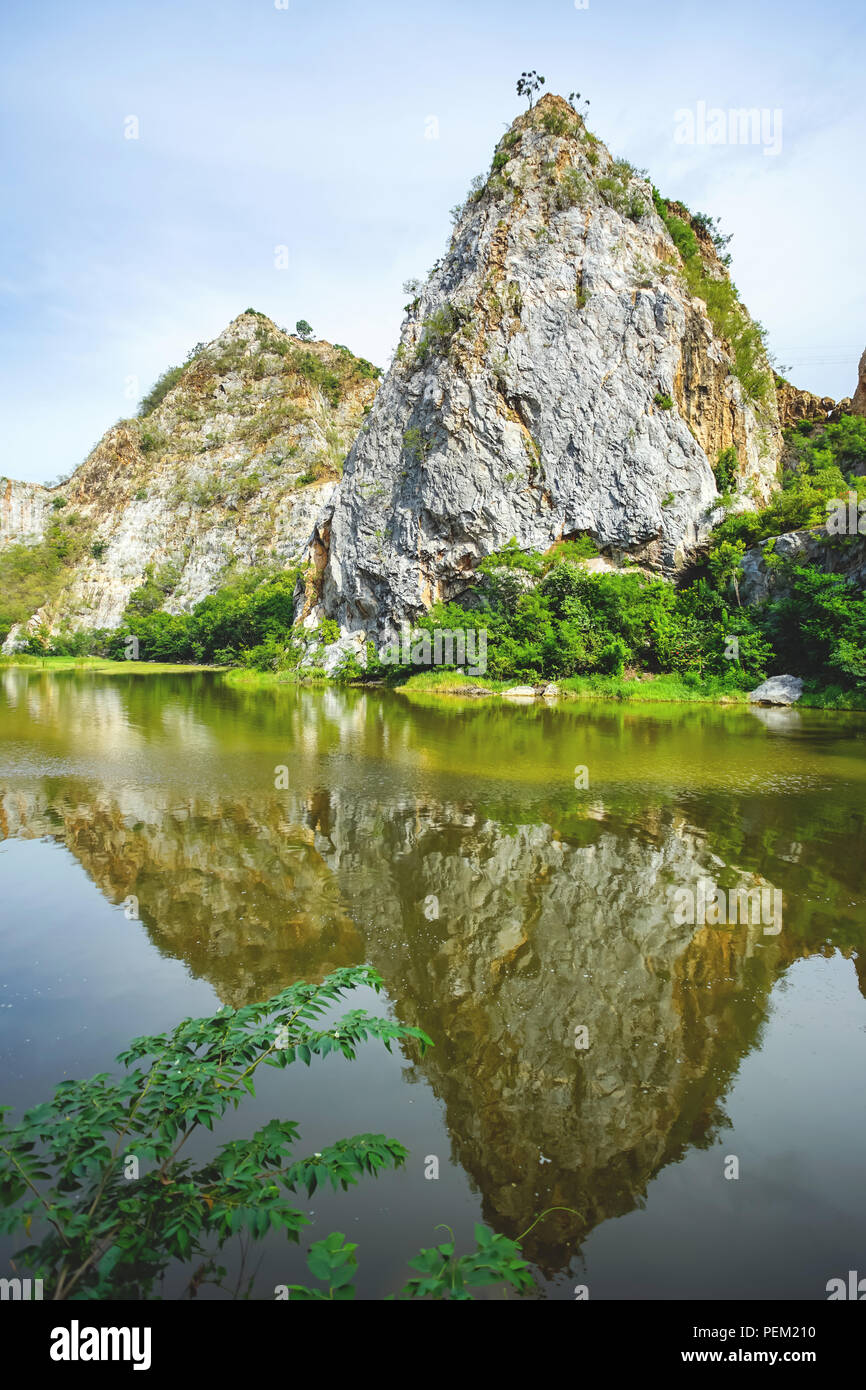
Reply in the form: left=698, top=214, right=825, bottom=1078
left=3, top=94, right=821, bottom=656
left=317, top=93, right=783, bottom=641
left=1, top=312, right=380, bottom=647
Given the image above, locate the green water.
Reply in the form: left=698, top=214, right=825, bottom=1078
left=1, top=669, right=865, bottom=1299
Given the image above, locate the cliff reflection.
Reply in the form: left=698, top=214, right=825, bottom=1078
left=1, top=669, right=864, bottom=1271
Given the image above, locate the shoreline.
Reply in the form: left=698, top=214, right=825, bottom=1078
left=3, top=657, right=864, bottom=711
left=390, top=670, right=866, bottom=711
left=0, top=656, right=219, bottom=674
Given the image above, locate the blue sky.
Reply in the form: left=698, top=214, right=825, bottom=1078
left=1, top=0, right=863, bottom=483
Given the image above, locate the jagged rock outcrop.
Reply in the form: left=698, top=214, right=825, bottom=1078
left=773, top=350, right=866, bottom=429
left=852, top=347, right=866, bottom=418
left=741, top=527, right=866, bottom=604
left=0, top=477, right=50, bottom=547
left=775, top=380, right=836, bottom=429
left=19, top=97, right=863, bottom=653
left=1, top=313, right=379, bottom=647
left=317, top=93, right=782, bottom=639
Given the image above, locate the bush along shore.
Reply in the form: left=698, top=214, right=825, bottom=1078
left=4, top=416, right=866, bottom=710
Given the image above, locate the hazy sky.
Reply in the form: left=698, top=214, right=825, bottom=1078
left=2, top=0, right=863, bottom=483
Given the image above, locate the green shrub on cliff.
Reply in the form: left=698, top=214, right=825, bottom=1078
left=711, top=415, right=866, bottom=550
left=138, top=365, right=185, bottom=417
left=651, top=188, right=771, bottom=404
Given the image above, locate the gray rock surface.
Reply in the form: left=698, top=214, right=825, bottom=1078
left=748, top=675, right=803, bottom=705
left=740, top=527, right=866, bottom=605
left=317, top=94, right=781, bottom=641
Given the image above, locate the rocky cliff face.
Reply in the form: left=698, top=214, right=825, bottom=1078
left=775, top=380, right=838, bottom=429
left=852, top=347, right=866, bottom=418
left=3, top=97, right=804, bottom=648
left=317, top=94, right=782, bottom=639
left=1, top=313, right=379, bottom=646
left=0, top=477, right=50, bottom=547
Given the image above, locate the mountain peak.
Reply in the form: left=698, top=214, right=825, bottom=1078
left=317, top=105, right=782, bottom=633
left=0, top=312, right=382, bottom=646
left=517, top=90, right=581, bottom=122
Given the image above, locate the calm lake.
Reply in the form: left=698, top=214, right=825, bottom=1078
left=1, top=669, right=865, bottom=1299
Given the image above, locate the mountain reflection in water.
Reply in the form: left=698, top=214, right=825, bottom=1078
left=1, top=669, right=864, bottom=1288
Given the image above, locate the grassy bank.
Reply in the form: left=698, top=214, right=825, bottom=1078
left=558, top=674, right=749, bottom=703
left=395, top=669, right=866, bottom=709
left=220, top=667, right=330, bottom=690
left=0, top=655, right=215, bottom=674
left=796, top=682, right=866, bottom=711
left=395, top=669, right=750, bottom=704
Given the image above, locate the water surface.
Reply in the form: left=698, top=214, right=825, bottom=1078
left=1, top=669, right=864, bottom=1298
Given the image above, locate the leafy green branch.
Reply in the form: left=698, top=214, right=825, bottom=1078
left=0, top=966, right=431, bottom=1300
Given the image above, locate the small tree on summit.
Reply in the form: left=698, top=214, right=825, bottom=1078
left=516, top=71, right=545, bottom=109
left=296, top=320, right=314, bottom=341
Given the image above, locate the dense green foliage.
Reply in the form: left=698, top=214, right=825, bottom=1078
left=759, top=565, right=866, bottom=690
left=379, top=558, right=772, bottom=688
left=119, top=568, right=303, bottom=666
left=713, top=445, right=739, bottom=492
left=376, top=539, right=865, bottom=697
left=18, top=567, right=301, bottom=666
left=0, top=966, right=531, bottom=1300
left=713, top=415, right=866, bottom=549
